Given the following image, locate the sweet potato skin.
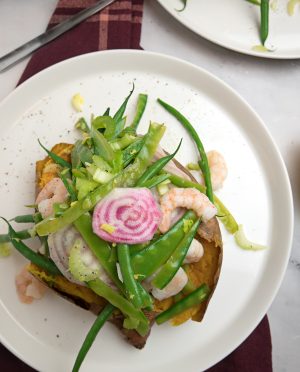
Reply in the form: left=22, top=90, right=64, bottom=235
left=32, top=143, right=223, bottom=344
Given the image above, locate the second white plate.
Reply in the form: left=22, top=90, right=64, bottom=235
left=158, top=0, right=300, bottom=59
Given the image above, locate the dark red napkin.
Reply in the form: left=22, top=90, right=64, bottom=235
left=1, top=1, right=272, bottom=371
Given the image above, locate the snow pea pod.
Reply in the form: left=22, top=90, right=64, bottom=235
left=157, top=98, right=214, bottom=202
left=127, top=93, right=148, bottom=133
left=151, top=219, right=201, bottom=290
left=137, top=282, right=153, bottom=310
left=72, top=303, right=114, bottom=372
left=155, top=284, right=210, bottom=325
left=0, top=229, right=31, bottom=243
left=88, top=278, right=149, bottom=336
left=73, top=214, right=122, bottom=291
left=35, top=122, right=165, bottom=236
left=131, top=210, right=197, bottom=280
left=117, top=244, right=143, bottom=308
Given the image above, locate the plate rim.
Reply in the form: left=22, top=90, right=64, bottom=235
left=0, top=49, right=294, bottom=371
left=156, top=0, right=300, bottom=60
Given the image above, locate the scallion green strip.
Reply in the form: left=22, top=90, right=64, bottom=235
left=113, top=85, right=134, bottom=124
left=38, top=139, right=71, bottom=169
left=136, top=139, right=182, bottom=186
left=59, top=172, right=77, bottom=202
left=140, top=174, right=170, bottom=189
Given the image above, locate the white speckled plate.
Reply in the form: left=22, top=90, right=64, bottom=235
left=157, top=0, right=300, bottom=59
left=0, top=50, right=293, bottom=372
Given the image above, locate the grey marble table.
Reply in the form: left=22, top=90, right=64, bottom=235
left=0, top=0, right=299, bottom=371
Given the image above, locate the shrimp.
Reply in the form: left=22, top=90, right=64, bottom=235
left=159, top=187, right=217, bottom=233
left=183, top=239, right=204, bottom=264
left=35, top=177, right=68, bottom=218
left=201, top=150, right=227, bottom=191
left=15, top=266, right=46, bottom=304
left=151, top=267, right=188, bottom=301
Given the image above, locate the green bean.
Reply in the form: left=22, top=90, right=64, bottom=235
left=88, top=278, right=149, bottom=336
left=11, top=214, right=34, bottom=223
left=136, top=139, right=182, bottom=186
left=157, top=99, right=214, bottom=203
left=117, top=244, right=143, bottom=308
left=131, top=210, right=197, bottom=280
left=1, top=218, right=60, bottom=276
left=260, top=0, right=269, bottom=45
left=72, top=304, right=114, bottom=372
left=35, top=123, right=165, bottom=236
left=140, top=173, right=170, bottom=189
left=169, top=174, right=238, bottom=234
left=151, top=219, right=201, bottom=290
left=128, top=94, right=148, bottom=133
left=0, top=229, right=31, bottom=243
left=155, top=284, right=210, bottom=324
left=38, top=139, right=71, bottom=169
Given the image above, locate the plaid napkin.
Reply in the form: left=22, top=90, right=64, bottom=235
left=19, top=0, right=143, bottom=83
left=1, top=1, right=272, bottom=371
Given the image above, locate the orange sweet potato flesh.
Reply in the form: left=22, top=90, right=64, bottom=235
left=31, top=143, right=222, bottom=341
